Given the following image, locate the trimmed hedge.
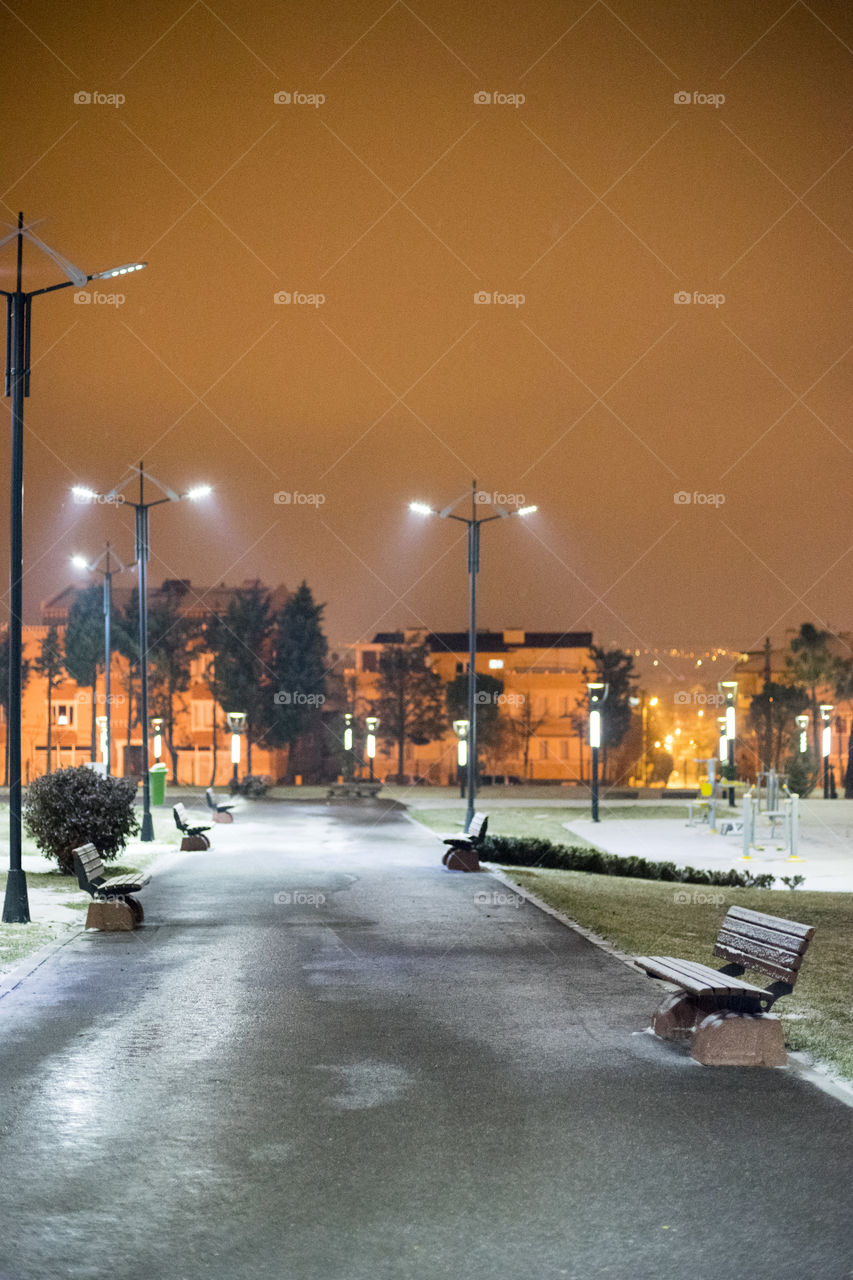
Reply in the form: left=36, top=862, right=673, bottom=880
left=481, top=834, right=775, bottom=889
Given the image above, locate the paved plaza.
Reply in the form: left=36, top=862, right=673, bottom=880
left=0, top=802, right=850, bottom=1279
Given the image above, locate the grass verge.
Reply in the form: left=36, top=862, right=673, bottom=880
left=501, top=866, right=853, bottom=1081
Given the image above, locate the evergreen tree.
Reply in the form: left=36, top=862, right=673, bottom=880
left=786, top=623, right=842, bottom=764
left=373, top=641, right=446, bottom=781
left=268, top=581, right=328, bottom=782
left=63, top=584, right=104, bottom=759
left=147, top=582, right=202, bottom=782
left=584, top=645, right=638, bottom=782
left=747, top=683, right=807, bottom=772
left=34, top=624, right=66, bottom=774
left=0, top=628, right=31, bottom=785
left=203, top=582, right=274, bottom=774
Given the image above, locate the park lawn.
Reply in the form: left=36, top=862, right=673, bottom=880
left=411, top=806, right=603, bottom=849
left=500, top=866, right=853, bottom=1082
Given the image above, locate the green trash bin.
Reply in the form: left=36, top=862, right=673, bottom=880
left=149, top=762, right=168, bottom=806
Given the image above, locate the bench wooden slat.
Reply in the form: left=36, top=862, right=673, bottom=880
left=716, top=916, right=810, bottom=958
left=714, top=936, right=803, bottom=983
left=636, top=956, right=767, bottom=998
left=724, top=905, right=814, bottom=942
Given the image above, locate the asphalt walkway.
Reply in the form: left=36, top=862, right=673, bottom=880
left=0, top=802, right=850, bottom=1280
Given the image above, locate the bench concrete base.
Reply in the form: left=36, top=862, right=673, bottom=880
left=690, top=1010, right=787, bottom=1067
left=651, top=992, right=701, bottom=1041
left=212, top=812, right=233, bottom=824
left=180, top=834, right=210, bottom=851
left=651, top=993, right=787, bottom=1066
left=441, top=848, right=481, bottom=872
left=85, top=900, right=137, bottom=931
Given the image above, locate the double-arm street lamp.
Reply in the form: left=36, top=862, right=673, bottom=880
left=71, top=543, right=132, bottom=777
left=410, top=481, right=537, bottom=828
left=73, top=463, right=211, bottom=841
left=1, top=213, right=145, bottom=924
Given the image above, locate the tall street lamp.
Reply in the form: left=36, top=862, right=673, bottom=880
left=410, top=481, right=537, bottom=827
left=73, top=463, right=210, bottom=841
left=1, top=213, right=145, bottom=924
left=796, top=713, right=809, bottom=754
left=365, top=716, right=379, bottom=780
left=71, top=543, right=131, bottom=777
left=226, top=711, right=246, bottom=788
left=587, top=681, right=608, bottom=822
left=820, top=703, right=834, bottom=799
left=718, top=679, right=738, bottom=806
left=453, top=718, right=469, bottom=798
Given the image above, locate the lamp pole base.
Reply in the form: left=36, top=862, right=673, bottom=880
left=140, top=811, right=155, bottom=842
left=2, top=868, right=31, bottom=923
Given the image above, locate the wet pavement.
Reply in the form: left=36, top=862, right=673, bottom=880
left=0, top=801, right=850, bottom=1280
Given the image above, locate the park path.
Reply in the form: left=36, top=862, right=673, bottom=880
left=0, top=802, right=850, bottom=1280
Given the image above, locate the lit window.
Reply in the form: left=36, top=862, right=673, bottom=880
left=488, top=659, right=504, bottom=669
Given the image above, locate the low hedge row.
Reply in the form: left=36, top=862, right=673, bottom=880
left=481, top=834, right=775, bottom=889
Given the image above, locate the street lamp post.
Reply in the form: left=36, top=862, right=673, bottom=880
left=226, top=711, right=246, bottom=788
left=718, top=680, right=738, bottom=806
left=587, top=682, right=608, bottom=822
left=453, top=718, right=469, bottom=798
left=410, top=482, right=537, bottom=828
left=820, top=703, right=834, bottom=799
left=343, top=712, right=354, bottom=780
left=1, top=214, right=145, bottom=923
left=73, top=463, right=210, bottom=841
left=71, top=543, right=131, bottom=777
left=365, top=716, right=379, bottom=780
left=796, top=713, right=809, bottom=755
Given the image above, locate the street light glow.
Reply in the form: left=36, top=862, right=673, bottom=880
left=90, top=262, right=147, bottom=280
left=72, top=485, right=98, bottom=502
left=71, top=554, right=90, bottom=571
left=515, top=505, right=538, bottom=517
left=184, top=484, right=212, bottom=501
left=409, top=501, right=434, bottom=516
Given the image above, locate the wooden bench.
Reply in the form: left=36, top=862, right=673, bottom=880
left=636, top=906, right=815, bottom=1066
left=173, top=803, right=211, bottom=851
left=73, top=842, right=150, bottom=931
left=441, top=812, right=488, bottom=873
left=205, top=787, right=235, bottom=823
left=326, top=780, right=383, bottom=800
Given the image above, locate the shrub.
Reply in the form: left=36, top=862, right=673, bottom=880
left=228, top=773, right=270, bottom=798
left=481, top=834, right=775, bottom=889
left=24, top=766, right=140, bottom=874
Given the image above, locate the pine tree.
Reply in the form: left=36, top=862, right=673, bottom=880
left=34, top=624, right=66, bottom=774
left=203, top=582, right=274, bottom=775
left=63, top=584, right=104, bottom=760
left=268, top=581, right=328, bottom=782
left=0, top=628, right=31, bottom=785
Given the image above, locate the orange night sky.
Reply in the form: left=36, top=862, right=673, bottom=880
left=0, top=0, right=851, bottom=658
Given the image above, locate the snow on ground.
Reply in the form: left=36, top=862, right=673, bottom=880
left=564, top=815, right=853, bottom=891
